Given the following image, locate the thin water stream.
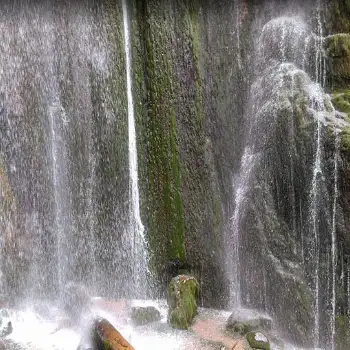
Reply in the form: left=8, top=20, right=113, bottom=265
left=122, top=0, right=148, bottom=296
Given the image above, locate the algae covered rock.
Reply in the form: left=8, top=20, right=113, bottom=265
left=91, top=317, right=134, bottom=350
left=246, top=332, right=270, bottom=350
left=167, top=275, right=199, bottom=329
left=325, top=34, right=350, bottom=89
left=131, top=306, right=161, bottom=326
left=331, top=91, right=350, bottom=151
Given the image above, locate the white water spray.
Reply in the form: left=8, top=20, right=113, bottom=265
left=310, top=117, right=322, bottom=347
left=122, top=0, right=149, bottom=295
left=330, top=131, right=340, bottom=350
left=229, top=147, right=259, bottom=308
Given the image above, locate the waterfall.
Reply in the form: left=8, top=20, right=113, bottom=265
left=229, top=147, right=258, bottom=308
left=310, top=3, right=325, bottom=346
left=330, top=131, right=340, bottom=350
left=122, top=0, right=149, bottom=296
left=48, top=102, right=70, bottom=294
left=310, top=117, right=322, bottom=347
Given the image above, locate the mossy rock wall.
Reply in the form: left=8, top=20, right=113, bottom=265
left=131, top=0, right=228, bottom=306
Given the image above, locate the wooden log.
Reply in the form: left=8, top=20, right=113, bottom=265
left=92, top=317, right=135, bottom=350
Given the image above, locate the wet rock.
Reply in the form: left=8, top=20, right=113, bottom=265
left=0, top=309, right=8, bottom=327
left=131, top=306, right=161, bottom=326
left=167, top=275, right=199, bottom=329
left=191, top=318, right=239, bottom=349
left=92, top=317, right=134, bottom=350
left=324, top=33, right=350, bottom=89
left=226, top=309, right=272, bottom=336
left=231, top=338, right=255, bottom=350
left=61, top=282, right=91, bottom=323
left=0, top=321, right=12, bottom=337
left=166, top=258, right=191, bottom=279
left=246, top=332, right=270, bottom=350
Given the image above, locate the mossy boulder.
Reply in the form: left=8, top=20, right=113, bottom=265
left=325, top=34, right=350, bottom=89
left=91, top=317, right=134, bottom=350
left=331, top=91, right=350, bottom=151
left=167, top=275, right=199, bottom=329
left=131, top=306, right=161, bottom=326
left=246, top=332, right=270, bottom=350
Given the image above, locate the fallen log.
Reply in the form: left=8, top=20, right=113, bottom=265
left=91, top=317, right=135, bottom=350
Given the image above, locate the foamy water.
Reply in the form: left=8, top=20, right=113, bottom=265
left=1, top=301, right=324, bottom=350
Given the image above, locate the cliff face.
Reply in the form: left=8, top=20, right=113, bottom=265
left=130, top=0, right=350, bottom=346
left=1, top=0, right=350, bottom=348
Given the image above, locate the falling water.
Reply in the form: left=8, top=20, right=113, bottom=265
left=122, top=0, right=149, bottom=295
left=229, top=147, right=258, bottom=308
left=234, top=0, right=242, bottom=70
left=310, top=116, right=322, bottom=348
left=310, top=3, right=325, bottom=346
left=330, top=131, right=340, bottom=350
left=48, top=102, right=69, bottom=294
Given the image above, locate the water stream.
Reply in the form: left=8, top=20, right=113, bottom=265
left=330, top=132, right=340, bottom=350
left=122, top=0, right=149, bottom=296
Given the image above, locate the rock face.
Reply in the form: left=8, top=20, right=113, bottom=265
left=91, top=317, right=134, bottom=350
left=131, top=306, right=161, bottom=326
left=1, top=1, right=350, bottom=349
left=167, top=275, right=199, bottom=329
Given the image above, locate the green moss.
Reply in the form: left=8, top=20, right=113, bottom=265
left=132, top=0, right=186, bottom=278
left=332, top=90, right=350, bottom=117
left=330, top=90, right=350, bottom=151
left=341, top=127, right=350, bottom=151
left=325, top=34, right=350, bottom=89
left=326, top=33, right=350, bottom=58
left=336, top=314, right=350, bottom=350
left=246, top=332, right=271, bottom=350
left=168, top=275, right=199, bottom=329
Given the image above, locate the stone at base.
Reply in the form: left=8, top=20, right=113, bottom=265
left=226, top=310, right=272, bottom=336
left=131, top=306, right=161, bottom=326
left=167, top=275, right=199, bottom=330
left=246, top=332, right=270, bottom=350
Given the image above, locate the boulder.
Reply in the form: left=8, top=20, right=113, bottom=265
left=61, top=282, right=91, bottom=323
left=226, top=309, right=272, bottom=336
left=91, top=317, right=134, bottom=350
left=246, top=332, right=270, bottom=350
left=0, top=321, right=12, bottom=337
left=131, top=306, right=161, bottom=326
left=167, top=275, right=199, bottom=329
